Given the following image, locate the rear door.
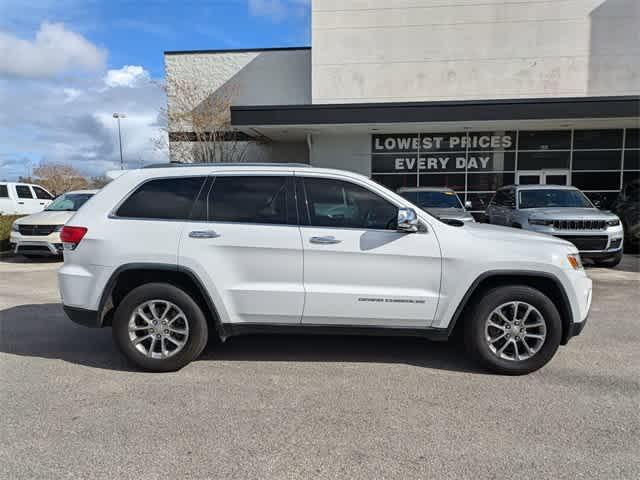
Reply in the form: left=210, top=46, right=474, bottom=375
left=14, top=184, right=42, bottom=214
left=32, top=185, right=54, bottom=209
left=179, top=173, right=304, bottom=325
left=298, top=174, right=441, bottom=328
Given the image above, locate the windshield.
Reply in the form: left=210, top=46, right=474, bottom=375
left=519, top=189, right=593, bottom=209
left=400, top=191, right=463, bottom=209
left=46, top=193, right=94, bottom=211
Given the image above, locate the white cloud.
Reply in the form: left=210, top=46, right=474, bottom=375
left=0, top=67, right=167, bottom=180
left=104, top=65, right=151, bottom=88
left=0, top=22, right=107, bottom=78
left=248, top=0, right=309, bottom=23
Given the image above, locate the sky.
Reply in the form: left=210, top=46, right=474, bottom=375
left=0, top=0, right=310, bottom=180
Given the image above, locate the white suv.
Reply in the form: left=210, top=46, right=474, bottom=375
left=59, top=164, right=592, bottom=374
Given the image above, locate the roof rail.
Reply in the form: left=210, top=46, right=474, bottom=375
left=143, top=162, right=310, bottom=169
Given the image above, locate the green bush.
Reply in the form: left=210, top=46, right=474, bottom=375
left=0, top=215, right=22, bottom=252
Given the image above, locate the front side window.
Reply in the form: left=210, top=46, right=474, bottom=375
left=519, top=189, right=593, bottom=209
left=33, top=186, right=54, bottom=200
left=302, top=177, right=398, bottom=230
left=46, top=193, right=94, bottom=211
left=208, top=176, right=291, bottom=225
left=116, top=177, right=206, bottom=219
left=16, top=185, right=33, bottom=199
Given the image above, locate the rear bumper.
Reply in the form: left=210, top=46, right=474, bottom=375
left=63, top=305, right=101, bottom=328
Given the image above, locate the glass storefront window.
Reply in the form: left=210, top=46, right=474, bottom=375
left=572, top=150, right=622, bottom=170
left=518, top=151, right=570, bottom=170
left=417, top=173, right=466, bottom=190
left=625, top=128, right=639, bottom=149
left=466, top=173, right=515, bottom=191
left=624, top=150, right=639, bottom=170
left=518, top=130, right=571, bottom=150
left=572, top=172, right=621, bottom=190
left=573, top=129, right=623, bottom=149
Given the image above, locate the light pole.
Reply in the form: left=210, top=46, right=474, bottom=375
left=113, top=112, right=127, bottom=169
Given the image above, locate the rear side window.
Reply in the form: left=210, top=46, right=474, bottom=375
left=33, top=186, right=53, bottom=199
left=16, top=186, right=33, bottom=199
left=116, top=177, right=206, bottom=220
left=302, top=177, right=398, bottom=230
left=0, top=185, right=8, bottom=198
left=207, top=176, right=293, bottom=225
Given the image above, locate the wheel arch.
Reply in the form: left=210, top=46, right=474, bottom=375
left=98, top=263, right=222, bottom=336
left=447, top=271, right=574, bottom=345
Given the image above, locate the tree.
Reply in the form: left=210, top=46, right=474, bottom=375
left=88, top=175, right=111, bottom=189
left=32, top=164, right=89, bottom=196
left=159, top=78, right=269, bottom=163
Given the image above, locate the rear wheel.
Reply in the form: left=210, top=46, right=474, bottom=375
left=112, top=283, right=209, bottom=372
left=464, top=285, right=562, bottom=375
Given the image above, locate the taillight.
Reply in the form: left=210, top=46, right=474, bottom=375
left=60, top=226, right=87, bottom=250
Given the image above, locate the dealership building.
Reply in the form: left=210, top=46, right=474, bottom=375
left=165, top=0, right=639, bottom=213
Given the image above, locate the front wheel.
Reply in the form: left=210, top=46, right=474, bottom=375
left=112, top=283, right=209, bottom=372
left=464, top=286, right=562, bottom=375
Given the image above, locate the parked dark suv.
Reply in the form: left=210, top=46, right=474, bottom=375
left=613, top=179, right=639, bottom=253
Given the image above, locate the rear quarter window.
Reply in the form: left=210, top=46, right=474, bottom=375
left=0, top=185, right=8, bottom=198
left=115, top=177, right=206, bottom=220
left=16, top=185, right=33, bottom=198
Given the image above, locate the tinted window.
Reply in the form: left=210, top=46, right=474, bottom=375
left=303, top=177, right=398, bottom=230
left=624, top=150, right=640, bottom=170
left=518, top=131, right=571, bottom=150
left=572, top=172, right=620, bottom=190
left=33, top=186, right=53, bottom=199
left=573, top=129, right=623, bottom=149
left=625, top=128, right=639, bottom=149
left=0, top=185, right=7, bottom=198
left=208, top=176, right=290, bottom=225
left=16, top=185, right=33, bottom=199
left=466, top=173, right=514, bottom=191
left=572, top=150, right=622, bottom=170
left=492, top=189, right=515, bottom=208
left=116, top=177, right=206, bottom=219
left=400, top=190, right=462, bottom=209
left=518, top=151, right=570, bottom=170
left=417, top=173, right=466, bottom=190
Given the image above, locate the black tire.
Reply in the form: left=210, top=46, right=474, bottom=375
left=593, top=252, right=622, bottom=268
left=464, top=285, right=562, bottom=375
left=112, top=283, right=209, bottom=372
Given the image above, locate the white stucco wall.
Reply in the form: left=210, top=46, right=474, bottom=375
left=312, top=0, right=640, bottom=103
left=309, top=133, right=371, bottom=175
left=164, top=48, right=311, bottom=162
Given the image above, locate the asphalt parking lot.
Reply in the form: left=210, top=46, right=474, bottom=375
left=1, top=256, right=639, bottom=480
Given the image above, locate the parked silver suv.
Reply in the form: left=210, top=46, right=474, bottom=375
left=486, top=185, right=623, bottom=268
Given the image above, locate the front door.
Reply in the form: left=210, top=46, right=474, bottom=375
left=298, top=174, right=441, bottom=328
left=517, top=170, right=569, bottom=185
left=179, top=174, right=304, bottom=325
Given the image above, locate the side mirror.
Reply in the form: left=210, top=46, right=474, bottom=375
left=464, top=200, right=472, bottom=209
left=397, top=208, right=419, bottom=232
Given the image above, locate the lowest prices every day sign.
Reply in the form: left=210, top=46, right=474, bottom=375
left=371, top=133, right=515, bottom=173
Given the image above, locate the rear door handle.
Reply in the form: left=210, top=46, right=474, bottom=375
left=189, top=230, right=220, bottom=239
left=310, top=235, right=341, bottom=244
left=18, top=202, right=24, bottom=205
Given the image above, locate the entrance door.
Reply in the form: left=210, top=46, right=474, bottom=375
left=517, top=170, right=569, bottom=186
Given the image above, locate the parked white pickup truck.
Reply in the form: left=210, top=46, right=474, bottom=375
left=0, top=182, right=54, bottom=215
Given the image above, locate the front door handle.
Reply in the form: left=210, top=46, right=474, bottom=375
left=310, top=235, right=341, bottom=244
left=189, top=230, right=220, bottom=239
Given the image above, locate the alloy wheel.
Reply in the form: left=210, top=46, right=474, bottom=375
left=128, top=300, right=190, bottom=359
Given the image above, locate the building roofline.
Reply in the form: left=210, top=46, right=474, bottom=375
left=164, top=46, right=310, bottom=55
left=231, top=95, right=640, bottom=126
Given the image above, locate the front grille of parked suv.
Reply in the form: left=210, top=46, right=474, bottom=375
left=552, top=219, right=606, bottom=230
left=18, top=225, right=58, bottom=236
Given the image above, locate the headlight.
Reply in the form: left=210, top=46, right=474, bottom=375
left=567, top=253, right=583, bottom=271
left=606, top=219, right=620, bottom=227
left=53, top=225, right=64, bottom=232
left=529, top=219, right=553, bottom=226
left=11, top=222, right=19, bottom=232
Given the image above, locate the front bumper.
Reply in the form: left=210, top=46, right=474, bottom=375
left=10, top=231, right=63, bottom=256
left=526, top=224, right=623, bottom=256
